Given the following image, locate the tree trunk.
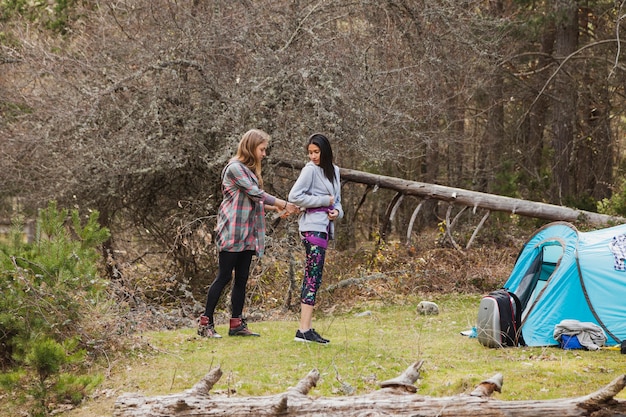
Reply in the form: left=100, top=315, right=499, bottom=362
left=517, top=19, right=555, bottom=201
left=113, top=362, right=626, bottom=417
left=550, top=0, right=579, bottom=203
left=574, top=32, right=614, bottom=202
left=476, top=77, right=505, bottom=193
left=475, top=0, right=505, bottom=194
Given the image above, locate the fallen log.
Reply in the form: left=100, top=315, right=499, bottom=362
left=114, top=360, right=626, bottom=417
left=275, top=160, right=624, bottom=226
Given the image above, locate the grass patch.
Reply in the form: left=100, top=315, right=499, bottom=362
left=51, top=293, right=626, bottom=416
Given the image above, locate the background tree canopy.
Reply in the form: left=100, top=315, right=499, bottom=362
left=1, top=0, right=625, bottom=298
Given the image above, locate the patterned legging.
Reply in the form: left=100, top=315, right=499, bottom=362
left=300, top=231, right=327, bottom=306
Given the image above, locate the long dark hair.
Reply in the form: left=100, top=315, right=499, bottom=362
left=308, top=133, right=336, bottom=184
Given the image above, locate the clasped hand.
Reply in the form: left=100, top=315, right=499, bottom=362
left=327, top=195, right=337, bottom=220
left=277, top=201, right=299, bottom=218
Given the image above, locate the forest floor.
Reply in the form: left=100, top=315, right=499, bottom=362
left=116, top=225, right=526, bottom=335
left=4, top=225, right=539, bottom=417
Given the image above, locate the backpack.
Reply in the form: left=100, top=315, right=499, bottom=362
left=477, top=289, right=525, bottom=348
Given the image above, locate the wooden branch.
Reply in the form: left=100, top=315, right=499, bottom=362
left=445, top=204, right=465, bottom=254
left=470, top=373, right=503, bottom=397
left=187, top=367, right=222, bottom=397
left=353, top=184, right=374, bottom=219
left=114, top=361, right=626, bottom=417
left=449, top=204, right=468, bottom=230
left=389, top=194, right=404, bottom=223
left=288, top=369, right=320, bottom=395
left=379, top=360, right=424, bottom=393
left=381, top=192, right=404, bottom=239
left=578, top=374, right=626, bottom=408
left=406, top=200, right=424, bottom=245
left=274, top=160, right=624, bottom=226
left=466, top=210, right=490, bottom=250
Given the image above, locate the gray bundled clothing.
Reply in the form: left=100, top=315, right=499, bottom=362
left=553, top=319, right=607, bottom=350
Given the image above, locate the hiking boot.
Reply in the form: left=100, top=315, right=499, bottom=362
left=228, top=317, right=260, bottom=337
left=294, top=329, right=330, bottom=344
left=197, top=315, right=222, bottom=338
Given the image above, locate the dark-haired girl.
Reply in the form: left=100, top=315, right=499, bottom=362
left=288, top=133, right=343, bottom=344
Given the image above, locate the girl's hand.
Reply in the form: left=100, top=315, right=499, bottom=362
left=327, top=209, right=339, bottom=220
left=285, top=202, right=299, bottom=215
left=279, top=202, right=300, bottom=218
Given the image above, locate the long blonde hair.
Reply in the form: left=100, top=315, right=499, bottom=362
left=234, top=129, right=270, bottom=187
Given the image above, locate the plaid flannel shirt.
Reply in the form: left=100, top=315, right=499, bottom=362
left=215, top=161, right=271, bottom=257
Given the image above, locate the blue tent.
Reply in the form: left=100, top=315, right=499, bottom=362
left=503, top=221, right=626, bottom=347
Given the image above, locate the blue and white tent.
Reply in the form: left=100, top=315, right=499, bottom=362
left=503, top=221, right=626, bottom=347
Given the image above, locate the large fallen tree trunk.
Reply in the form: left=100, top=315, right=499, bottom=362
left=114, top=361, right=626, bottom=417
left=275, top=160, right=623, bottom=226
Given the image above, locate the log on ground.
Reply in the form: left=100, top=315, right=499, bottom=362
left=113, top=361, right=626, bottom=417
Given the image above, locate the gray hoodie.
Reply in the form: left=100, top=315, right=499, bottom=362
left=288, top=161, right=344, bottom=238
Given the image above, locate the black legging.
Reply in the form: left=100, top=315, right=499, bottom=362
left=203, top=250, right=254, bottom=322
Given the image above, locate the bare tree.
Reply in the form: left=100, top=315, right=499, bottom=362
left=1, top=0, right=625, bottom=305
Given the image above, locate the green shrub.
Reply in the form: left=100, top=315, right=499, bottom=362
left=598, top=177, right=626, bottom=217
left=0, top=201, right=109, bottom=415
left=55, top=372, right=104, bottom=405
left=1, top=202, right=109, bottom=363
left=27, top=338, right=69, bottom=383
left=22, top=337, right=101, bottom=415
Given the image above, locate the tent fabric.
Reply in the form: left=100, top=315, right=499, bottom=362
left=501, top=221, right=626, bottom=347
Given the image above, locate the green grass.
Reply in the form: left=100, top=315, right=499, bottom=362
left=58, top=293, right=626, bottom=416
